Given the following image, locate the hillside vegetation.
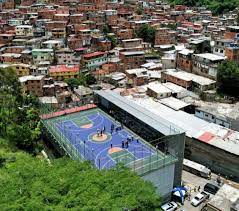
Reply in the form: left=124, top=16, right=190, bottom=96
left=169, top=0, right=238, bottom=15
left=0, top=67, right=161, bottom=210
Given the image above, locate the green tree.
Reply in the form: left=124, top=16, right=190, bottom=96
left=14, top=0, right=21, bottom=6
left=237, top=12, right=239, bottom=25
left=107, top=34, right=118, bottom=48
left=0, top=67, right=22, bottom=101
left=161, top=23, right=177, bottom=30
left=85, top=73, right=97, bottom=85
left=136, top=24, right=156, bottom=44
left=0, top=68, right=41, bottom=153
left=65, top=73, right=96, bottom=90
left=136, top=6, right=144, bottom=15
left=169, top=0, right=239, bottom=15
left=103, top=25, right=111, bottom=34
left=64, top=78, right=82, bottom=90
left=0, top=144, right=161, bottom=210
left=217, top=61, right=239, bottom=97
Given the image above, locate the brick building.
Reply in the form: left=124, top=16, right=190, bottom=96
left=19, top=75, right=45, bottom=97
left=0, top=0, right=14, bottom=10
left=224, top=26, right=239, bottom=40
left=116, top=29, right=133, bottom=40
left=0, top=33, right=15, bottom=45
left=161, top=70, right=192, bottom=89
left=225, top=44, right=239, bottom=64
left=125, top=68, right=148, bottom=86
left=176, top=49, right=194, bottom=72
left=0, top=53, right=22, bottom=64
left=155, top=28, right=176, bottom=45
left=119, top=51, right=145, bottom=70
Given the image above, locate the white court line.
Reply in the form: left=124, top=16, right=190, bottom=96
left=101, top=158, right=114, bottom=169
left=57, top=112, right=99, bottom=125
left=95, top=144, right=120, bottom=167
left=111, top=152, right=134, bottom=160
left=79, top=114, right=103, bottom=131
left=63, top=114, right=104, bottom=133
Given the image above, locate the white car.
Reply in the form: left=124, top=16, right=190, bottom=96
left=161, top=201, right=178, bottom=211
left=191, top=191, right=209, bottom=207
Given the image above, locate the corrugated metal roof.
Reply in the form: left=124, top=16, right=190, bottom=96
left=95, top=90, right=184, bottom=136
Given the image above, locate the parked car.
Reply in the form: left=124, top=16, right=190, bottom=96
left=191, top=191, right=210, bottom=206
left=203, top=183, right=220, bottom=195
left=161, top=201, right=178, bottom=211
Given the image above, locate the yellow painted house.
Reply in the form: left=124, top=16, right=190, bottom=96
left=11, top=63, right=31, bottom=77
left=49, top=64, right=80, bottom=80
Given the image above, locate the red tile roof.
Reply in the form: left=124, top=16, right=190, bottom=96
left=93, top=69, right=109, bottom=75
left=49, top=65, right=79, bottom=73
left=83, top=51, right=105, bottom=59
left=74, top=47, right=87, bottom=52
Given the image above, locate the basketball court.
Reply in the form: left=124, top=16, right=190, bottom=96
left=44, top=108, right=166, bottom=171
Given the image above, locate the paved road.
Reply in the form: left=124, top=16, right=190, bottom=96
left=177, top=170, right=233, bottom=211
left=179, top=171, right=212, bottom=211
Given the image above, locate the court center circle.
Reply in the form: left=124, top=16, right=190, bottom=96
left=90, top=132, right=111, bottom=143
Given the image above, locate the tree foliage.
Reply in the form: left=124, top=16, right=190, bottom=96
left=14, top=0, right=21, bottom=6
left=237, top=12, right=239, bottom=25
left=136, top=24, right=156, bottom=44
left=217, top=61, right=239, bottom=97
left=103, top=25, right=111, bottom=34
left=107, top=34, right=118, bottom=48
left=0, top=143, right=161, bottom=210
left=65, top=73, right=96, bottom=90
left=169, top=0, right=239, bottom=15
left=136, top=6, right=144, bottom=15
left=161, top=23, right=177, bottom=30
left=0, top=68, right=41, bottom=153
left=0, top=68, right=161, bottom=210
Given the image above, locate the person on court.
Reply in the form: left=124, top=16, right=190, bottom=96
left=125, top=140, right=129, bottom=148
left=121, top=140, right=125, bottom=148
left=111, top=124, right=114, bottom=130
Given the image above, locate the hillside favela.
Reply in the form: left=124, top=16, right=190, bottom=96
left=0, top=0, right=239, bottom=210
